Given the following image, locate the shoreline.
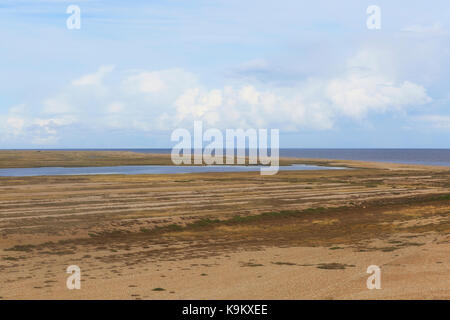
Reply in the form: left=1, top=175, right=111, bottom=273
left=0, top=150, right=448, bottom=171
left=0, top=152, right=448, bottom=299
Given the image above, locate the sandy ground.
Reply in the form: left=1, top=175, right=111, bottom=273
left=0, top=153, right=449, bottom=300
left=1, top=236, right=449, bottom=300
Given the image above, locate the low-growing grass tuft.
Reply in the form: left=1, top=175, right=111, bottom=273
left=5, top=244, right=36, bottom=252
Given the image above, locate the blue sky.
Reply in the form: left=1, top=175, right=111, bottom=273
left=0, top=0, right=449, bottom=148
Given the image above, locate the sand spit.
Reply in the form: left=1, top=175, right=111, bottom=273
left=0, top=152, right=448, bottom=299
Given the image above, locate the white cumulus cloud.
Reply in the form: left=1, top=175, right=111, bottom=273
left=72, top=65, right=115, bottom=87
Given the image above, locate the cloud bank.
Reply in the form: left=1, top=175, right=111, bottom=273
left=1, top=48, right=432, bottom=146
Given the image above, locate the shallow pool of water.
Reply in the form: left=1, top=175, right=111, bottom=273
left=0, top=164, right=345, bottom=177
